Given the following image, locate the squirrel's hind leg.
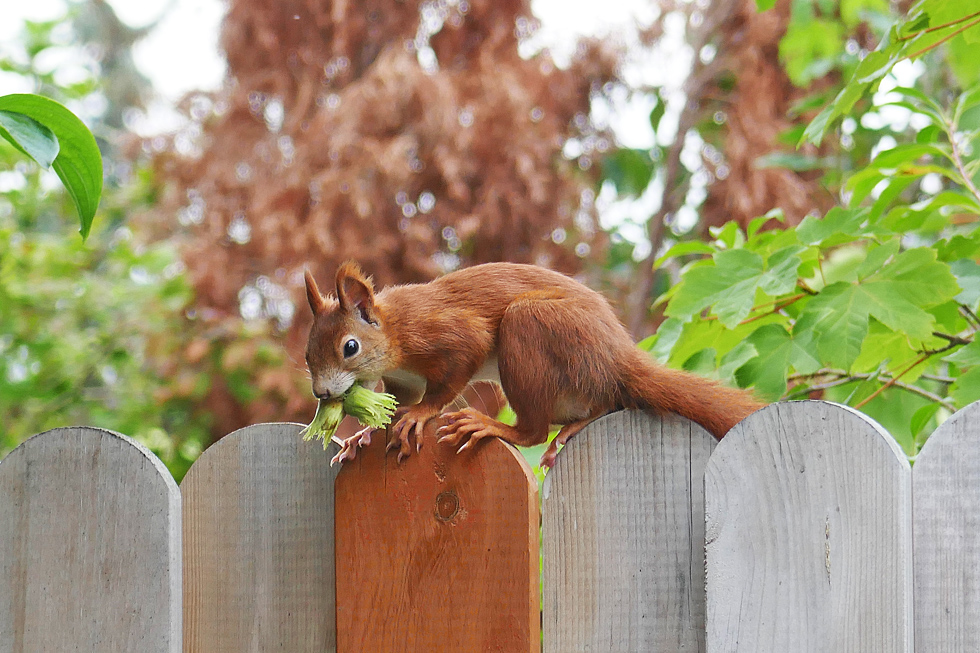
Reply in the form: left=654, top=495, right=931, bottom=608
left=538, top=406, right=608, bottom=468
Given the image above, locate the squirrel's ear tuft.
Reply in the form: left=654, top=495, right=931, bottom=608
left=305, top=269, right=329, bottom=315
left=336, top=261, right=379, bottom=325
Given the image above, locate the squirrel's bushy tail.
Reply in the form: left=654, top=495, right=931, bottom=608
left=619, top=350, right=764, bottom=439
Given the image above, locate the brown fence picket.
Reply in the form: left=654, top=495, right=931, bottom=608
left=334, top=421, right=540, bottom=652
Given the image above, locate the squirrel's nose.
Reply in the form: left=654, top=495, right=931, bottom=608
left=314, top=389, right=332, bottom=400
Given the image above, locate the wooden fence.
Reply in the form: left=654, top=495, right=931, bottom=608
left=1, top=399, right=979, bottom=652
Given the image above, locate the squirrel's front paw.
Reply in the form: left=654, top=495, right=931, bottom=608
left=387, top=407, right=438, bottom=463
left=330, top=426, right=376, bottom=465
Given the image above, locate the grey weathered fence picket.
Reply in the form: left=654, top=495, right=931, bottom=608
left=0, top=427, right=181, bottom=652
left=3, top=400, right=980, bottom=652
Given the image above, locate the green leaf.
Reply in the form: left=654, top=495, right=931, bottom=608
left=654, top=240, right=715, bottom=267
left=718, top=341, right=759, bottom=385
left=756, top=152, right=832, bottom=171
left=801, top=282, right=871, bottom=368
left=735, top=324, right=820, bottom=399
left=0, top=110, right=59, bottom=168
left=800, top=247, right=959, bottom=368
left=952, top=366, right=980, bottom=406
left=855, top=239, right=900, bottom=280
left=937, top=234, right=980, bottom=261
left=852, top=323, right=921, bottom=379
left=944, top=339, right=980, bottom=366
left=649, top=91, right=666, bottom=132
left=602, top=148, right=655, bottom=197
left=747, top=209, right=785, bottom=240
left=780, top=18, right=844, bottom=86
left=840, top=0, right=889, bottom=27
left=0, top=94, right=103, bottom=238
left=755, top=0, right=776, bottom=10
left=710, top=221, right=743, bottom=248
left=950, top=259, right=980, bottom=308
left=760, top=246, right=807, bottom=295
left=682, top=348, right=718, bottom=374
left=667, top=247, right=803, bottom=328
left=667, top=250, right=764, bottom=327
left=797, top=207, right=869, bottom=246
left=644, top=317, right=683, bottom=363
left=910, top=403, right=941, bottom=438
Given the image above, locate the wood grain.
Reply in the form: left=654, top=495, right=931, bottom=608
left=0, top=427, right=181, bottom=652
left=913, top=400, right=980, bottom=651
left=181, top=423, right=339, bottom=652
left=541, top=410, right=717, bottom=653
left=704, top=401, right=913, bottom=652
left=334, top=420, right=539, bottom=652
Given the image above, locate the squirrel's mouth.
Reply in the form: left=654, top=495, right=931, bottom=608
left=311, top=372, right=355, bottom=400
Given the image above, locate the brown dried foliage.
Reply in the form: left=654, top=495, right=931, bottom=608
left=149, top=0, right=617, bottom=437
left=699, top=0, right=834, bottom=230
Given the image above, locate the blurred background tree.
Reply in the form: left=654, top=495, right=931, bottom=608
left=145, top=0, right=619, bottom=436
left=3, top=0, right=977, bottom=474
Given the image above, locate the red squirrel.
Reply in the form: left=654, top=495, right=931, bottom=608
left=304, top=261, right=764, bottom=467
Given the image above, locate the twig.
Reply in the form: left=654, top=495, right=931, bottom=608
left=897, top=10, right=980, bottom=41
left=788, top=369, right=957, bottom=410
left=960, top=304, right=980, bottom=330
left=944, top=114, right=980, bottom=207
left=932, top=331, right=972, bottom=346
left=920, top=373, right=955, bottom=384
left=738, top=293, right=807, bottom=325
left=909, top=15, right=980, bottom=59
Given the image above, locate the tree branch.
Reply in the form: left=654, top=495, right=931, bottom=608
left=624, top=0, right=740, bottom=336
left=787, top=368, right=957, bottom=411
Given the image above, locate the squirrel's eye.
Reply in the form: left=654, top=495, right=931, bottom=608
left=343, top=339, right=359, bottom=358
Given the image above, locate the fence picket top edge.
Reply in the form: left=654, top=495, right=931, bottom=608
left=913, top=398, right=980, bottom=465
left=704, top=399, right=911, bottom=546
left=708, top=399, right=910, bottom=473
left=196, top=419, right=307, bottom=444
left=0, top=425, right=180, bottom=496
left=180, top=421, right=319, bottom=478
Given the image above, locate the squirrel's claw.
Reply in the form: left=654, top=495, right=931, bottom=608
left=387, top=408, right=436, bottom=463
left=330, top=426, right=375, bottom=466
left=438, top=408, right=503, bottom=454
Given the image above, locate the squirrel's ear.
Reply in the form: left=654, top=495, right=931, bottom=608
left=305, top=269, right=329, bottom=315
left=336, top=261, right=379, bottom=325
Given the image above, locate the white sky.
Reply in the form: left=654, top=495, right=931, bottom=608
left=1, top=0, right=662, bottom=131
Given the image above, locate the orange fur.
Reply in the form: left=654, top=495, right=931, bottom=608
left=304, top=261, right=765, bottom=465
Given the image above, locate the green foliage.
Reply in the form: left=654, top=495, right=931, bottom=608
left=653, top=83, right=980, bottom=455
left=0, top=94, right=103, bottom=238
left=601, top=148, right=656, bottom=198
left=0, top=219, right=209, bottom=480
left=802, top=0, right=980, bottom=145
left=0, top=12, right=219, bottom=481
